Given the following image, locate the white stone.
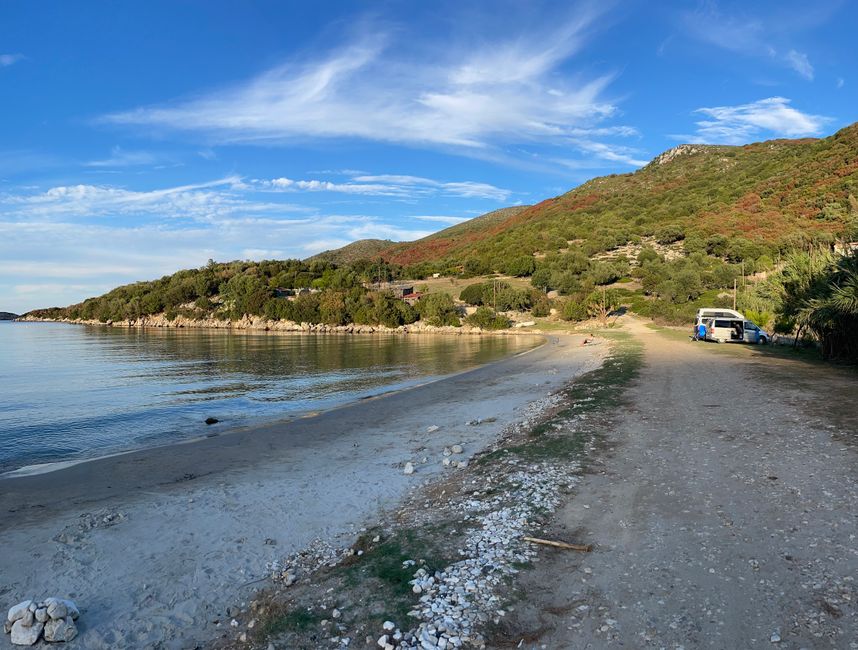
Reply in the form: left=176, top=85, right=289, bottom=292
left=7, top=601, right=33, bottom=624
left=45, top=600, right=67, bottom=621
left=426, top=425, right=440, bottom=433
left=377, top=634, right=389, bottom=648
left=10, top=619, right=43, bottom=646
left=771, top=632, right=781, bottom=643
left=451, top=445, right=464, bottom=454
left=34, top=609, right=48, bottom=624
left=332, top=608, right=341, bottom=619
left=382, top=620, right=395, bottom=631
left=404, top=462, right=415, bottom=475
left=44, top=616, right=77, bottom=643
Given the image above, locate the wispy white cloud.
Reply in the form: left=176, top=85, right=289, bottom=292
left=784, top=50, right=814, bottom=80
left=0, top=213, right=435, bottom=312
left=84, top=146, right=165, bottom=168
left=836, top=77, right=845, bottom=89
left=0, top=176, right=306, bottom=222
left=690, top=97, right=829, bottom=145
left=100, top=7, right=641, bottom=169
left=253, top=174, right=513, bottom=201
left=680, top=3, right=827, bottom=81
left=0, top=53, right=24, bottom=67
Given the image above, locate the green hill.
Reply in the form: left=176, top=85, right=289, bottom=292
left=309, top=239, right=398, bottom=265
left=25, top=123, right=858, bottom=345
left=370, top=124, right=858, bottom=270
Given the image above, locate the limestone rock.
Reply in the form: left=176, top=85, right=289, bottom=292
left=10, top=619, right=43, bottom=646
left=7, top=601, right=33, bottom=624
left=403, top=462, right=415, bottom=475
left=35, top=608, right=48, bottom=623
left=44, top=598, right=78, bottom=621
left=45, top=600, right=67, bottom=621
left=19, top=610, right=34, bottom=627
left=451, top=445, right=464, bottom=454
left=44, top=616, right=77, bottom=643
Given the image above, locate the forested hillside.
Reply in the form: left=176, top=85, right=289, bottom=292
left=27, top=125, right=858, bottom=359
left=374, top=123, right=858, bottom=271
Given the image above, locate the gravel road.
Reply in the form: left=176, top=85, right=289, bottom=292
left=501, top=320, right=858, bottom=649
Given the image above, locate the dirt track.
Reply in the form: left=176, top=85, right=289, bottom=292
left=501, top=320, right=858, bottom=649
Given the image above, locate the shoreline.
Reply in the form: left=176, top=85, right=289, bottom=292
left=16, top=314, right=548, bottom=336
left=0, top=333, right=604, bottom=649
left=0, top=337, right=546, bottom=481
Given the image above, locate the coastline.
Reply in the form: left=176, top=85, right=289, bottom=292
left=0, top=333, right=604, bottom=649
left=0, top=336, right=545, bottom=481
left=16, top=313, right=545, bottom=336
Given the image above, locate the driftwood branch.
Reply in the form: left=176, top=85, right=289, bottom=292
left=523, top=536, right=592, bottom=552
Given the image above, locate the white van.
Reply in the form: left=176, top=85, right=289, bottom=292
left=694, top=308, right=744, bottom=327
left=703, top=318, right=770, bottom=344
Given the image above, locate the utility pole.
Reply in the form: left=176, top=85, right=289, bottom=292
left=733, top=278, right=737, bottom=311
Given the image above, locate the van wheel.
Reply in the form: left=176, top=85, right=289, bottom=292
left=759, top=337, right=768, bottom=345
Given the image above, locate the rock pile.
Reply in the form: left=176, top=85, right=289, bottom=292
left=4, top=599, right=79, bottom=646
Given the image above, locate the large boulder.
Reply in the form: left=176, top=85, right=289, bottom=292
left=44, top=616, right=78, bottom=643
left=44, top=598, right=79, bottom=621
left=10, top=619, right=43, bottom=646
left=6, top=601, right=33, bottom=624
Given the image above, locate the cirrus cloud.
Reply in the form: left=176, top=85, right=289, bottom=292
left=101, top=6, right=642, bottom=169
left=690, top=97, right=830, bottom=144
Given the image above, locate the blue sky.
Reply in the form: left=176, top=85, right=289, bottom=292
left=1, top=0, right=855, bottom=312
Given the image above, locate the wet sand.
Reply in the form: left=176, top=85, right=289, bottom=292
left=0, top=333, right=604, bottom=649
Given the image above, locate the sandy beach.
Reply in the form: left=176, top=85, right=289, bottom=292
left=0, top=333, right=604, bottom=649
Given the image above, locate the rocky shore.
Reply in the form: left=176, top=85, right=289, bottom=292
left=17, top=313, right=542, bottom=335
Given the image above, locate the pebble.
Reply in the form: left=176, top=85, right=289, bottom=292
left=404, top=462, right=416, bottom=475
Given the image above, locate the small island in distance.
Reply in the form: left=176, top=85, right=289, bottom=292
left=0, top=312, right=20, bottom=321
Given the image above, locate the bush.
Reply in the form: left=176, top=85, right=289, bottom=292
left=466, top=306, right=509, bottom=330
left=417, top=293, right=460, bottom=326
left=560, top=298, right=588, bottom=322
left=459, top=283, right=486, bottom=306
left=504, top=255, right=536, bottom=277
left=530, top=294, right=551, bottom=317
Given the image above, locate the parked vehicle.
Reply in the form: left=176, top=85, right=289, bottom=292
left=703, top=318, right=769, bottom=344
left=692, top=308, right=744, bottom=341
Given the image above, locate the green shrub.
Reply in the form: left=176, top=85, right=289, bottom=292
left=465, top=306, right=509, bottom=330
left=560, top=298, right=588, bottom=322
left=417, top=293, right=460, bottom=326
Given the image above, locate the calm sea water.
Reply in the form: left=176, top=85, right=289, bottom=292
left=0, top=322, right=538, bottom=472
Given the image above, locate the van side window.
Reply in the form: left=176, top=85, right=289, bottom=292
left=713, top=319, right=731, bottom=327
